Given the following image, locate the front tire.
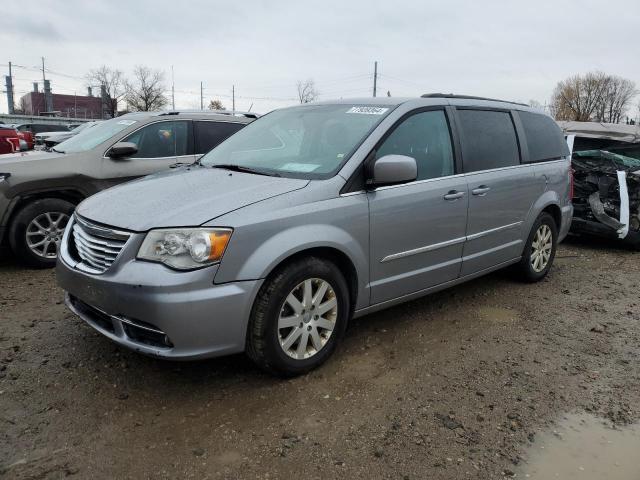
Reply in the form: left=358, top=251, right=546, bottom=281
left=246, top=257, right=350, bottom=377
left=9, top=198, right=75, bottom=268
left=515, top=212, right=558, bottom=282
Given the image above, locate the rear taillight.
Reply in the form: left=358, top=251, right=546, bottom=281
left=569, top=168, right=574, bottom=200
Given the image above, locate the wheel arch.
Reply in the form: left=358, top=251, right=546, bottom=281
left=541, top=203, right=562, bottom=230
left=5, top=189, right=84, bottom=224
left=215, top=224, right=368, bottom=310
left=1, top=189, right=85, bottom=245
left=263, top=246, right=359, bottom=311
left=526, top=191, right=562, bottom=233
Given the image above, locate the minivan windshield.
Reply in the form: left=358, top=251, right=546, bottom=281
left=54, top=117, right=137, bottom=153
left=200, top=104, right=394, bottom=178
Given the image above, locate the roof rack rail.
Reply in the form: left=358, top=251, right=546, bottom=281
left=159, top=109, right=260, bottom=119
left=420, top=93, right=529, bottom=107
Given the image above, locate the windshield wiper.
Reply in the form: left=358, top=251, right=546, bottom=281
left=170, top=158, right=205, bottom=168
left=210, top=164, right=280, bottom=177
left=52, top=147, right=65, bottom=154
left=170, top=161, right=196, bottom=168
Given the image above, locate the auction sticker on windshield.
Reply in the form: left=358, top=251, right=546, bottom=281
left=346, top=106, right=389, bottom=115
left=280, top=163, right=320, bottom=172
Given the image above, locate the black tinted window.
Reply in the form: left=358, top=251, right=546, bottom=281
left=519, top=111, right=569, bottom=162
left=194, top=121, right=244, bottom=154
left=377, top=110, right=454, bottom=180
left=458, top=110, right=520, bottom=172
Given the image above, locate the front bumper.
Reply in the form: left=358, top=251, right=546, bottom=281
left=57, top=234, right=263, bottom=360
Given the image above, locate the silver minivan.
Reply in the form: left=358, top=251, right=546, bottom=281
left=57, top=95, right=573, bottom=376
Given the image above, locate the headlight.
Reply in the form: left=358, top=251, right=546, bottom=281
left=137, top=228, right=232, bottom=270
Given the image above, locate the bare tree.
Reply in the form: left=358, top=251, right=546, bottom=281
left=595, top=76, right=636, bottom=123
left=551, top=71, right=636, bottom=123
left=208, top=99, right=225, bottom=110
left=551, top=71, right=609, bottom=121
left=13, top=96, right=29, bottom=115
left=86, top=66, right=125, bottom=118
left=124, top=66, right=168, bottom=112
left=528, top=99, right=544, bottom=111
left=296, top=79, right=319, bottom=104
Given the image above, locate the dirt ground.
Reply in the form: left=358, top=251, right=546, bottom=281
left=1, top=237, right=639, bottom=480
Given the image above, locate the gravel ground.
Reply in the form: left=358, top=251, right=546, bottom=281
left=1, top=237, right=639, bottom=479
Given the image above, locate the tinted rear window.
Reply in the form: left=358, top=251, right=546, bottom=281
left=194, top=121, right=245, bottom=154
left=519, top=111, right=569, bottom=162
left=457, top=109, right=520, bottom=172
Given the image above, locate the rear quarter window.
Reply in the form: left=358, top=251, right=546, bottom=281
left=194, top=121, right=245, bottom=155
left=519, top=111, right=569, bottom=162
left=457, top=109, right=520, bottom=172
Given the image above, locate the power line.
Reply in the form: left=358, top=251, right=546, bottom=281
left=378, top=73, right=425, bottom=89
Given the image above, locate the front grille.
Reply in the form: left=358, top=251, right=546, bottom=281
left=70, top=216, right=131, bottom=273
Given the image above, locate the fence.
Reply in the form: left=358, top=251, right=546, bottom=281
left=0, top=113, right=99, bottom=126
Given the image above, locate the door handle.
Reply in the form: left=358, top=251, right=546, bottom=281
left=472, top=185, right=491, bottom=196
left=443, top=190, right=465, bottom=201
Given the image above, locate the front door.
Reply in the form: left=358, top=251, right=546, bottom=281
left=368, top=109, right=468, bottom=305
left=102, top=120, right=195, bottom=188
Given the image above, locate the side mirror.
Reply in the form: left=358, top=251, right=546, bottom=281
left=107, top=142, right=138, bottom=159
left=369, top=154, right=417, bottom=186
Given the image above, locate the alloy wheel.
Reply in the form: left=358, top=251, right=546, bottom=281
left=25, top=212, right=69, bottom=259
left=278, top=278, right=338, bottom=360
left=530, top=224, right=552, bottom=273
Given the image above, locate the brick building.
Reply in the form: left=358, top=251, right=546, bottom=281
left=20, top=90, right=104, bottom=119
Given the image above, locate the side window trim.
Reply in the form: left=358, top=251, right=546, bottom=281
left=451, top=107, right=523, bottom=174
left=511, top=110, right=530, bottom=164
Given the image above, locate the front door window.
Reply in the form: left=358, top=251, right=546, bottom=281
left=123, top=121, right=189, bottom=158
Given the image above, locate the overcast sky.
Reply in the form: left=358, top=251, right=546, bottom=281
left=2, top=0, right=639, bottom=116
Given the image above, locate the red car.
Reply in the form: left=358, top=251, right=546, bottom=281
left=15, top=123, right=70, bottom=150
left=0, top=124, right=21, bottom=154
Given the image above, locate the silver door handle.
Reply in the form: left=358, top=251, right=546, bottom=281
left=472, top=186, right=491, bottom=196
left=443, top=191, right=465, bottom=201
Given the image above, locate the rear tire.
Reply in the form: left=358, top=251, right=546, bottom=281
left=515, top=212, right=558, bottom=282
left=246, top=257, right=350, bottom=377
left=9, top=199, right=75, bottom=268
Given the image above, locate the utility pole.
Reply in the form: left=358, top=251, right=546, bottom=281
left=171, top=65, right=175, bottom=110
left=200, top=81, right=203, bottom=110
left=42, top=57, right=47, bottom=114
left=5, top=61, right=14, bottom=114
left=373, top=61, right=378, bottom=98
left=232, top=85, right=235, bottom=113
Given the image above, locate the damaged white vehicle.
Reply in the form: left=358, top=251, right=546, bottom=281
left=559, top=121, right=640, bottom=248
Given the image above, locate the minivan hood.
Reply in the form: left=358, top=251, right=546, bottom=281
left=76, top=167, right=310, bottom=231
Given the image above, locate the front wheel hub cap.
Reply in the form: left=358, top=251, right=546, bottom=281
left=277, top=278, right=338, bottom=360
left=25, top=212, right=70, bottom=259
